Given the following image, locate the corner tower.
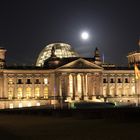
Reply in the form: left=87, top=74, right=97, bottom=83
left=94, top=47, right=102, bottom=66
left=0, top=47, right=6, bottom=69
left=127, top=40, right=140, bottom=67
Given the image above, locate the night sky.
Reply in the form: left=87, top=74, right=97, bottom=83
left=0, top=0, right=140, bottom=66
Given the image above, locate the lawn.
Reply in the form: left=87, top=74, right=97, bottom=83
left=0, top=114, right=140, bottom=140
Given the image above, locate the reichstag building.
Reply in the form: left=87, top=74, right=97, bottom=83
left=0, top=42, right=139, bottom=109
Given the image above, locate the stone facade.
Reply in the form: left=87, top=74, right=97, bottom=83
left=0, top=43, right=139, bottom=109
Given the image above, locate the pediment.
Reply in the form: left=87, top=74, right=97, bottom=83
left=56, top=58, right=102, bottom=70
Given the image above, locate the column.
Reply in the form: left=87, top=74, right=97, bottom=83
left=39, top=76, right=43, bottom=98
left=99, top=73, right=103, bottom=97
left=55, top=73, right=59, bottom=98
left=73, top=74, right=79, bottom=100
left=122, top=75, right=125, bottom=96
left=0, top=73, right=3, bottom=98
left=115, top=75, right=117, bottom=96
left=32, top=77, right=35, bottom=98
left=67, top=74, right=70, bottom=98
left=83, top=73, right=88, bottom=100
left=66, top=74, right=72, bottom=101
left=3, top=74, right=8, bottom=98
left=129, top=75, right=132, bottom=96
left=92, top=74, right=95, bottom=100
left=23, top=75, right=26, bottom=98
left=13, top=76, right=16, bottom=99
left=59, top=74, right=63, bottom=108
left=49, top=73, right=55, bottom=99
left=107, top=74, right=110, bottom=96
left=80, top=74, right=84, bottom=100
left=59, top=75, right=62, bottom=97
left=86, top=73, right=90, bottom=98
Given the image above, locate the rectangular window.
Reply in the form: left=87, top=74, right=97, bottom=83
left=103, top=78, right=107, bottom=83
left=125, top=78, right=129, bottom=83
left=35, top=79, right=40, bottom=84
left=44, top=78, right=48, bottom=84
left=118, top=78, right=122, bottom=83
left=17, top=79, right=22, bottom=84
left=110, top=78, right=114, bottom=83
left=26, top=79, right=32, bottom=84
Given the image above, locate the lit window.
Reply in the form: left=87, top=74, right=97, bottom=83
left=132, top=86, right=135, bottom=95
left=35, top=87, right=40, bottom=98
left=36, top=102, right=40, bottom=106
left=44, top=86, right=48, bottom=99
left=19, top=103, right=22, bottom=108
left=44, top=78, right=48, bottom=84
left=8, top=79, right=13, bottom=84
left=9, top=103, right=13, bottom=109
left=27, top=102, right=31, bottom=107
left=8, top=87, right=13, bottom=99
left=17, top=88, right=22, bottom=99
left=26, top=87, right=31, bottom=99
left=103, top=87, right=107, bottom=97
left=132, top=78, right=135, bottom=83
left=110, top=88, right=115, bottom=96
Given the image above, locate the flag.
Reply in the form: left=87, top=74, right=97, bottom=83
left=134, top=64, right=140, bottom=80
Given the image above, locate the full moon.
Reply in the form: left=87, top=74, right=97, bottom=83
left=81, top=31, right=89, bottom=40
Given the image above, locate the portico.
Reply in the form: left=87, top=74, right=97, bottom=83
left=55, top=58, right=103, bottom=102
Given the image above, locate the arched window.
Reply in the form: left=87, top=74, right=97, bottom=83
left=17, top=87, right=22, bottom=99
left=131, top=86, right=135, bottom=95
left=35, top=87, right=40, bottom=98
left=124, top=88, right=129, bottom=96
left=8, top=87, right=14, bottom=99
left=110, top=87, right=115, bottom=97
left=44, top=86, right=48, bottom=99
left=26, top=87, right=31, bottom=99
left=103, top=87, right=107, bottom=97
left=117, top=88, right=122, bottom=97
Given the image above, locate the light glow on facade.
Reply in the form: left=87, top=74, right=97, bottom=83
left=19, top=103, right=22, bottom=108
left=9, top=103, right=13, bottom=109
left=0, top=42, right=139, bottom=109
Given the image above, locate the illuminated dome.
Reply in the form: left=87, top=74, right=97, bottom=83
left=36, top=43, right=79, bottom=66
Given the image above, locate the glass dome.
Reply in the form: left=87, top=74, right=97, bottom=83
left=36, top=43, right=79, bottom=66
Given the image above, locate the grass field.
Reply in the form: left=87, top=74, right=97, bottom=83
left=0, top=113, right=140, bottom=140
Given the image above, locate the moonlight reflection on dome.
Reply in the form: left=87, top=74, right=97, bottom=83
left=36, top=43, right=79, bottom=66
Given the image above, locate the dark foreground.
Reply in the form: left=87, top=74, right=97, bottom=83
left=1, top=107, right=140, bottom=140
